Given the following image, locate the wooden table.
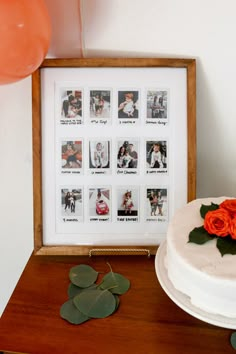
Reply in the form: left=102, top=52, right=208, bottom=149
left=0, top=254, right=234, bottom=354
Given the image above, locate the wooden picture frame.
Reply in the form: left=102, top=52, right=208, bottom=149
left=32, top=58, right=196, bottom=256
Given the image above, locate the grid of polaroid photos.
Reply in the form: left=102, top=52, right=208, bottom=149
left=58, top=87, right=169, bottom=226
left=60, top=88, right=168, bottom=125
left=60, top=186, right=168, bottom=224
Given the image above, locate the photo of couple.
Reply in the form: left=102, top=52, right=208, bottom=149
left=117, top=140, right=138, bottom=169
left=146, top=188, right=168, bottom=217
left=61, top=189, right=83, bottom=217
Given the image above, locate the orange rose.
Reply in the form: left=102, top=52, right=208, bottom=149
left=204, top=209, right=231, bottom=237
left=220, top=199, right=236, bottom=218
left=230, top=218, right=236, bottom=240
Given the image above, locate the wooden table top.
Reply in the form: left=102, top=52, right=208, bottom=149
left=0, top=253, right=234, bottom=354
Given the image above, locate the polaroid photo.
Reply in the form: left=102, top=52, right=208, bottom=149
left=146, top=187, right=168, bottom=222
left=60, top=88, right=83, bottom=125
left=146, top=89, right=169, bottom=126
left=88, top=139, right=111, bottom=175
left=116, top=187, right=139, bottom=222
left=89, top=89, right=112, bottom=125
left=61, top=139, right=83, bottom=174
left=88, top=187, right=111, bottom=222
left=146, top=140, right=168, bottom=175
left=117, top=90, right=140, bottom=125
left=61, top=187, right=83, bottom=222
left=116, top=138, right=139, bottom=175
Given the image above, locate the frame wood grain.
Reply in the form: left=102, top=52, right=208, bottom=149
left=32, top=58, right=196, bottom=256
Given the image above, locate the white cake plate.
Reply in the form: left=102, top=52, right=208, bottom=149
left=155, top=240, right=236, bottom=329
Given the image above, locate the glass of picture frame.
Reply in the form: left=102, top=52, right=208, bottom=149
left=32, top=58, right=196, bottom=256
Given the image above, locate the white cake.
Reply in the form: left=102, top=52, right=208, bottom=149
left=166, top=197, right=236, bottom=318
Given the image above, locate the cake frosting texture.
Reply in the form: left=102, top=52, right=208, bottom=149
left=166, top=197, right=236, bottom=317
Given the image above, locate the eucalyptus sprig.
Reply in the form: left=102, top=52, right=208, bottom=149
left=60, top=262, right=130, bottom=325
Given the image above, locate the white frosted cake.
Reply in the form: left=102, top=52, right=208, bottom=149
left=166, top=197, right=236, bottom=318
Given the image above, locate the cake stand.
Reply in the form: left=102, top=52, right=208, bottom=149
left=155, top=240, right=236, bottom=329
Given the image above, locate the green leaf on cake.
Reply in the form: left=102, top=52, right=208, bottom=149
left=188, top=226, right=216, bottom=244
left=200, top=203, right=219, bottom=219
left=216, top=236, right=236, bottom=257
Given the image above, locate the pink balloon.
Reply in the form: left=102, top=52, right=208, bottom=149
left=0, top=0, right=51, bottom=84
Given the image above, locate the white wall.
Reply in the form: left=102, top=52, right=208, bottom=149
left=1, top=0, right=236, bottom=316
left=0, top=77, right=33, bottom=315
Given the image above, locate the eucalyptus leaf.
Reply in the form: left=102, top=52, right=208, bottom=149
left=188, top=226, right=215, bottom=245
left=114, top=294, right=120, bottom=311
left=216, top=236, right=236, bottom=257
left=99, top=272, right=130, bottom=295
left=60, top=299, right=90, bottom=325
left=60, top=263, right=130, bottom=325
left=230, top=332, right=236, bottom=350
left=69, top=264, right=98, bottom=288
left=73, top=289, right=116, bottom=318
left=68, top=283, right=97, bottom=299
left=200, top=203, right=219, bottom=219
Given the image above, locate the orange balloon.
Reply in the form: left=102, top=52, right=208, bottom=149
left=0, top=0, right=51, bottom=84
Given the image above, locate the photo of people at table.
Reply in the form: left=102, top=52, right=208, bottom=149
left=61, top=140, right=82, bottom=169
left=61, top=89, right=82, bottom=118
left=146, top=90, right=168, bottom=119
left=118, top=90, right=139, bottom=118
left=90, top=90, right=111, bottom=118
left=146, top=188, right=168, bottom=218
left=117, top=140, right=138, bottom=169
left=146, top=140, right=167, bottom=170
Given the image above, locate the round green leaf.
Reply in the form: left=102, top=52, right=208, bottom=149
left=60, top=299, right=90, bottom=325
left=73, top=289, right=116, bottom=318
left=69, top=264, right=98, bottom=287
left=100, top=272, right=130, bottom=295
left=231, top=332, right=236, bottom=350
left=68, top=283, right=97, bottom=299
left=114, top=294, right=120, bottom=311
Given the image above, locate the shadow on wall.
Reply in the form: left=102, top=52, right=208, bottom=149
left=44, top=0, right=84, bottom=58
left=44, top=0, right=113, bottom=58
left=195, top=59, right=234, bottom=197
left=82, top=48, right=197, bottom=59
